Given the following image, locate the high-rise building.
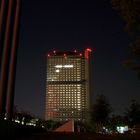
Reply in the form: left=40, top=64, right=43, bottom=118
left=0, top=0, right=21, bottom=120
left=45, top=48, right=93, bottom=122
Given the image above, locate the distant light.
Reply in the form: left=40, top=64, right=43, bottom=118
left=85, top=48, right=92, bottom=59
left=48, top=54, right=50, bottom=57
left=86, top=48, right=92, bottom=52
left=15, top=120, right=20, bottom=123
left=55, top=69, right=60, bottom=72
left=55, top=65, right=73, bottom=68
left=63, top=65, right=73, bottom=68
left=74, top=49, right=77, bottom=53
left=64, top=53, right=66, bottom=57
left=26, top=123, right=36, bottom=126
left=117, top=126, right=128, bottom=134
left=21, top=121, right=24, bottom=125
left=53, top=50, right=56, bottom=54
left=55, top=65, right=63, bottom=68
left=80, top=53, right=82, bottom=56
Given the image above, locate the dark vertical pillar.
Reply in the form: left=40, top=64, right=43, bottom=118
left=0, top=0, right=8, bottom=70
left=0, top=0, right=21, bottom=120
left=6, top=0, right=21, bottom=120
left=0, top=0, right=14, bottom=119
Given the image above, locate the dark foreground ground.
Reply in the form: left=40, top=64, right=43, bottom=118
left=17, top=132, right=139, bottom=140
left=0, top=121, right=139, bottom=140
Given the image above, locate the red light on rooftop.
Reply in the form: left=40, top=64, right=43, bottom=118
left=85, top=48, right=92, bottom=59
left=86, top=48, right=92, bottom=52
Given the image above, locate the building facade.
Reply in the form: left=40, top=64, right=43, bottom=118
left=45, top=49, right=92, bottom=122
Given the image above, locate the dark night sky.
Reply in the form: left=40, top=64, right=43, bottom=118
left=14, top=0, right=140, bottom=118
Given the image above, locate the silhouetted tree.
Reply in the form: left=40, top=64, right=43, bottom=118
left=109, top=115, right=128, bottom=131
left=23, top=113, right=33, bottom=125
left=111, top=0, right=140, bottom=78
left=92, top=95, right=112, bottom=132
left=35, top=118, right=44, bottom=127
left=12, top=106, right=33, bottom=125
left=125, top=100, right=140, bottom=127
left=14, top=111, right=33, bottom=125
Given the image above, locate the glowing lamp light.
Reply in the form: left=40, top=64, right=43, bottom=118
left=53, top=50, right=56, bottom=54
left=64, top=53, right=67, bottom=58
left=63, top=65, right=73, bottom=68
left=74, top=49, right=77, bottom=53
left=86, top=48, right=92, bottom=52
left=55, top=65, right=73, bottom=68
left=80, top=53, right=82, bottom=56
left=48, top=54, right=50, bottom=57
left=55, top=65, right=62, bottom=68
left=55, top=69, right=60, bottom=72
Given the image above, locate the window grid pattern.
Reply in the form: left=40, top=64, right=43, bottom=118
left=46, top=56, right=87, bottom=121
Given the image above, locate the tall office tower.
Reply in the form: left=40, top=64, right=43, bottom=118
left=0, top=0, right=21, bottom=120
left=45, top=48, right=93, bottom=122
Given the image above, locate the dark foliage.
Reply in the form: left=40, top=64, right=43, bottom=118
left=125, top=100, right=140, bottom=126
left=92, top=95, right=112, bottom=126
left=111, top=0, right=140, bottom=79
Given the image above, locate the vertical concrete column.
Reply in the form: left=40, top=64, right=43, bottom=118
left=0, top=0, right=14, bottom=119
left=0, top=0, right=21, bottom=120
left=6, top=0, right=21, bottom=120
left=0, top=0, right=8, bottom=68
